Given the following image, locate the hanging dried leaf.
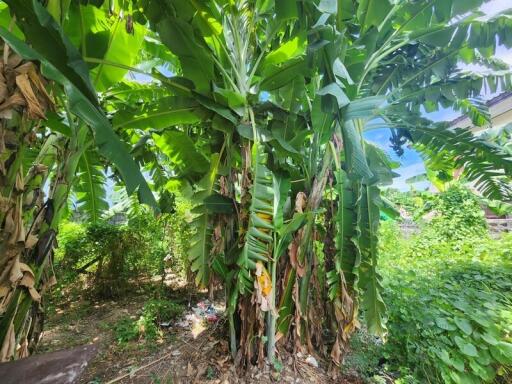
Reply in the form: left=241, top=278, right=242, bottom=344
left=330, top=337, right=342, bottom=366
left=219, top=175, right=229, bottom=195
left=210, top=223, right=223, bottom=255
left=254, top=262, right=272, bottom=312
left=0, top=289, right=13, bottom=315
left=0, top=76, right=7, bottom=103
left=0, top=127, right=5, bottom=153
left=0, top=285, right=10, bottom=314
left=0, top=91, right=26, bottom=118
left=0, top=196, right=12, bottom=213
left=9, top=257, right=24, bottom=284
left=288, top=236, right=305, bottom=277
left=255, top=261, right=272, bottom=297
left=20, top=62, right=54, bottom=110
left=295, top=192, right=307, bottom=213
left=10, top=201, right=26, bottom=245
left=7, top=53, right=22, bottom=68
left=0, top=254, right=16, bottom=286
left=14, top=170, right=24, bottom=191
left=24, top=234, right=38, bottom=249
left=0, top=321, right=15, bottom=362
left=15, top=73, right=46, bottom=119
left=13, top=61, right=37, bottom=76
left=292, top=280, right=305, bottom=352
left=17, top=337, right=29, bottom=359
left=4, top=207, right=15, bottom=234
left=18, top=262, right=34, bottom=275
left=0, top=286, right=9, bottom=299
left=20, top=274, right=41, bottom=302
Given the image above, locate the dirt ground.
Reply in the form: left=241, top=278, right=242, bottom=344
left=36, top=276, right=364, bottom=384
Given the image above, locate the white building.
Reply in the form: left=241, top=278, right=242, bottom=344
left=450, top=92, right=512, bottom=133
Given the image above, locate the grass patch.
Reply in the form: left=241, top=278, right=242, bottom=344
left=114, top=299, right=185, bottom=344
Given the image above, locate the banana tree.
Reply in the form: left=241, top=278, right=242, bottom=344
left=0, top=0, right=157, bottom=359
left=102, top=0, right=512, bottom=369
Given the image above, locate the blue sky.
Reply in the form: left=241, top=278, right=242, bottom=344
left=365, top=0, right=512, bottom=191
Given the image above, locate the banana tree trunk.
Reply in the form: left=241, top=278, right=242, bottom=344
left=0, top=83, right=89, bottom=359
left=273, top=149, right=333, bottom=349
left=12, top=122, right=89, bottom=355
left=0, top=44, right=57, bottom=360
left=231, top=143, right=335, bottom=366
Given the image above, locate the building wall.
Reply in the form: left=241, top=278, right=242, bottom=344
left=451, top=93, right=512, bottom=133
left=446, top=93, right=512, bottom=214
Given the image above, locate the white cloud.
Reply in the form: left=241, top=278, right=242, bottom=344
left=480, top=0, right=512, bottom=18
left=391, top=162, right=429, bottom=191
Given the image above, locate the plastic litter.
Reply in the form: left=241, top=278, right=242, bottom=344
left=305, top=355, right=318, bottom=368
left=174, top=300, right=220, bottom=329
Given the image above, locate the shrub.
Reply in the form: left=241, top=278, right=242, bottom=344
left=418, top=184, right=488, bottom=243
left=380, top=223, right=512, bottom=383
left=55, top=219, right=155, bottom=297
left=114, top=317, right=140, bottom=344
left=54, top=199, right=192, bottom=298
left=54, top=221, right=94, bottom=278
left=142, top=299, right=185, bottom=324
left=114, top=299, right=185, bottom=344
left=343, top=331, right=384, bottom=380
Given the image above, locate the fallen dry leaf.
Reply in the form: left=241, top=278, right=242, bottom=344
left=187, top=362, right=194, bottom=377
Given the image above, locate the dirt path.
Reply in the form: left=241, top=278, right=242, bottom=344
left=37, top=285, right=363, bottom=384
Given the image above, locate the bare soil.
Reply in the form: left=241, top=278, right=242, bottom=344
left=37, top=277, right=364, bottom=384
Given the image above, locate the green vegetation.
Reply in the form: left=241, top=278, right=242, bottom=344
left=0, top=1, right=511, bottom=382
left=345, top=186, right=512, bottom=383
left=54, top=199, right=191, bottom=298
left=114, top=299, right=185, bottom=344
left=382, top=222, right=512, bottom=383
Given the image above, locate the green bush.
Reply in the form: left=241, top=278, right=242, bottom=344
left=114, top=299, right=185, bottom=344
left=142, top=299, right=185, bottom=323
left=54, top=221, right=93, bottom=277
left=158, top=197, right=193, bottom=277
left=380, top=222, right=512, bottom=383
left=343, top=331, right=384, bottom=380
left=417, top=184, right=488, bottom=244
left=56, top=220, right=162, bottom=297
left=114, top=317, right=140, bottom=344
left=54, top=199, right=193, bottom=298
left=384, top=184, right=488, bottom=244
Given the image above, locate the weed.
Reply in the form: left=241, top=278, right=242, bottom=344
left=114, top=317, right=139, bottom=343
left=205, top=366, right=217, bottom=380
left=114, top=299, right=185, bottom=344
left=380, top=226, right=512, bottom=383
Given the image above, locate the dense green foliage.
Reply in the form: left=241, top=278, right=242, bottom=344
left=55, top=201, right=191, bottom=298
left=412, top=184, right=488, bottom=248
left=376, top=188, right=512, bottom=384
